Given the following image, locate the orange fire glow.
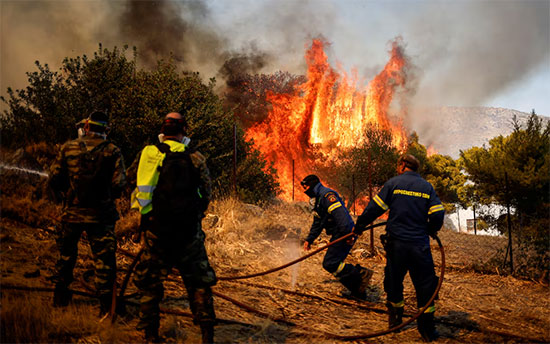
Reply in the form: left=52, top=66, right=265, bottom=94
left=246, top=38, right=411, bottom=201
left=426, top=145, right=438, bottom=157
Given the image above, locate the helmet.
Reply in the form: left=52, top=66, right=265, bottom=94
left=301, top=174, right=320, bottom=198
left=301, top=174, right=320, bottom=189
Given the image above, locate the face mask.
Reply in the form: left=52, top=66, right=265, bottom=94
left=158, top=133, right=191, bottom=146
left=309, top=197, right=316, bottom=210
left=304, top=186, right=317, bottom=198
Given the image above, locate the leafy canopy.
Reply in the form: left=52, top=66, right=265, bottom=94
left=1, top=45, right=279, bottom=203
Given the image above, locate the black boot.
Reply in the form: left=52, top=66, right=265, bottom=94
left=199, top=322, right=214, bottom=344
left=53, top=286, right=72, bottom=307
left=188, top=287, right=216, bottom=343
left=99, top=294, right=111, bottom=316
left=418, top=312, right=439, bottom=342
left=144, top=327, right=160, bottom=343
left=357, top=267, right=374, bottom=295
left=386, top=302, right=403, bottom=329
left=339, top=265, right=370, bottom=300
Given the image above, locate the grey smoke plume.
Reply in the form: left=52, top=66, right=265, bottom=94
left=409, top=1, right=549, bottom=108
left=1, top=0, right=548, bottom=116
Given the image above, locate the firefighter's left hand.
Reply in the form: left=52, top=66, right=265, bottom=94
left=303, top=241, right=311, bottom=251
left=346, top=234, right=357, bottom=246
left=352, top=226, right=365, bottom=235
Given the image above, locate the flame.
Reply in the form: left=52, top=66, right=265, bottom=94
left=246, top=38, right=410, bottom=201
left=426, top=145, right=438, bottom=157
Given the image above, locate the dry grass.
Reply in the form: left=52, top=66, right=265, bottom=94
left=2, top=195, right=550, bottom=343
left=0, top=290, right=133, bottom=344
left=204, top=198, right=309, bottom=280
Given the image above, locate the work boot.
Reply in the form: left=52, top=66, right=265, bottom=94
left=357, top=267, right=374, bottom=295
left=418, top=312, right=439, bottom=342
left=199, top=322, right=214, bottom=344
left=144, top=327, right=160, bottom=344
left=338, top=265, right=369, bottom=300
left=99, top=294, right=112, bottom=316
left=386, top=302, right=403, bottom=329
left=53, top=286, right=72, bottom=307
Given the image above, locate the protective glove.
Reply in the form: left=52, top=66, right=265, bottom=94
left=353, top=225, right=366, bottom=235
left=428, top=229, right=439, bottom=239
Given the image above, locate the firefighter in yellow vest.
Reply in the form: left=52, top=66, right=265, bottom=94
left=129, top=112, right=216, bottom=343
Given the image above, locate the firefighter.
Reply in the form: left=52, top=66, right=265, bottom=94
left=301, top=174, right=374, bottom=299
left=48, top=110, right=127, bottom=315
left=354, top=154, right=445, bottom=342
left=130, top=112, right=216, bottom=343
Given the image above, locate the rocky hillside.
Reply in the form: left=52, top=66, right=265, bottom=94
left=416, top=107, right=547, bottom=158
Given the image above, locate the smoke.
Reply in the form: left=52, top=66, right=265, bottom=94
left=1, top=0, right=548, bottom=118
left=399, top=1, right=550, bottom=146
left=117, top=0, right=232, bottom=72
left=409, top=1, right=549, bottom=108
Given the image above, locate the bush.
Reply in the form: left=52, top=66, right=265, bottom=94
left=1, top=45, right=279, bottom=203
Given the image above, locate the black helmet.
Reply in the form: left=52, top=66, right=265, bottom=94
left=301, top=174, right=320, bottom=189
left=301, top=174, right=320, bottom=197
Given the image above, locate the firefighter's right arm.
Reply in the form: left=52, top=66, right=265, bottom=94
left=48, top=145, right=69, bottom=203
left=190, top=150, right=212, bottom=213
left=111, top=146, right=127, bottom=199
left=304, top=214, right=323, bottom=247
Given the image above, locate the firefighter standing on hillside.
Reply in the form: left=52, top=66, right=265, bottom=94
left=354, top=154, right=445, bottom=342
left=48, top=110, right=127, bottom=315
left=129, top=112, right=216, bottom=343
left=301, top=175, right=374, bottom=299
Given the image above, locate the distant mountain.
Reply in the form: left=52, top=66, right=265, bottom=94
left=416, top=107, right=547, bottom=158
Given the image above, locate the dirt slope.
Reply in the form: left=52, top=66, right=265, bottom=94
left=1, top=200, right=549, bottom=343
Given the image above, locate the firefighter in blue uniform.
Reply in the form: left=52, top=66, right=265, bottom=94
left=301, top=175, right=373, bottom=299
left=354, top=154, right=445, bottom=342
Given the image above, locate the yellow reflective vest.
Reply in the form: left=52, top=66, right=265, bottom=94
left=130, top=140, right=186, bottom=214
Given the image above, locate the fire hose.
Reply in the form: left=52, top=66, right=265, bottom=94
left=218, top=221, right=388, bottom=280
left=115, top=222, right=445, bottom=340
left=325, top=234, right=445, bottom=340
left=33, top=219, right=445, bottom=340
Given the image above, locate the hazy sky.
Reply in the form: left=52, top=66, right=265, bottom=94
left=2, top=0, right=549, bottom=116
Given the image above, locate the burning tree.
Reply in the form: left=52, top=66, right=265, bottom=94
left=245, top=37, right=416, bottom=202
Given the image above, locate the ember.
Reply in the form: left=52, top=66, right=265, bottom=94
left=246, top=38, right=411, bottom=201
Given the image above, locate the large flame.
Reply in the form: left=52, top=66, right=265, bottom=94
left=246, top=38, right=410, bottom=201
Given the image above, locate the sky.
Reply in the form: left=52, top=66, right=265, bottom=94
left=1, top=0, right=549, bottom=118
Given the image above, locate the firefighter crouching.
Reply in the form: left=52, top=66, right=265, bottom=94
left=301, top=175, right=374, bottom=299
left=129, top=112, right=216, bottom=343
left=354, top=154, right=445, bottom=342
left=48, top=110, right=127, bottom=315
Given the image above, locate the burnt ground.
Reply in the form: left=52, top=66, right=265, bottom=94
left=1, top=200, right=549, bottom=343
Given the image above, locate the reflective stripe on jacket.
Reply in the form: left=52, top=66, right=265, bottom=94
left=305, top=183, right=355, bottom=244
left=130, top=140, right=186, bottom=214
left=356, top=171, right=445, bottom=244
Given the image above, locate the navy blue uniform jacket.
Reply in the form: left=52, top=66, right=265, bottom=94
left=305, top=183, right=355, bottom=244
left=356, top=171, right=445, bottom=244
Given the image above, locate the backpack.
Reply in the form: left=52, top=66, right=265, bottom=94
left=73, top=140, right=115, bottom=207
left=151, top=143, right=206, bottom=231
